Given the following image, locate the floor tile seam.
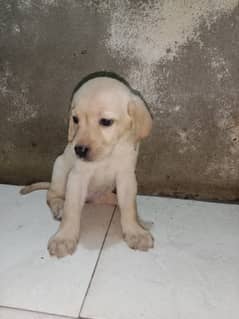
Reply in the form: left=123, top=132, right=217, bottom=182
left=78, top=206, right=117, bottom=318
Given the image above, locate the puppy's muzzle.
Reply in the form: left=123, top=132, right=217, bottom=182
left=74, top=145, right=90, bottom=159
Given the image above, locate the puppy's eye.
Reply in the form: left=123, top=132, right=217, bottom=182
left=72, top=116, right=79, bottom=124
left=99, top=118, right=114, bottom=127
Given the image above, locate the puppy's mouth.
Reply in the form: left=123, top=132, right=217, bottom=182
left=77, top=153, right=104, bottom=162
left=75, top=150, right=112, bottom=162
left=77, top=155, right=94, bottom=162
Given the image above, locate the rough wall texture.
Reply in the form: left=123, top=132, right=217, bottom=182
left=0, top=0, right=239, bottom=200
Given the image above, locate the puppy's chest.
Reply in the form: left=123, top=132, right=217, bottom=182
left=88, top=162, right=116, bottom=192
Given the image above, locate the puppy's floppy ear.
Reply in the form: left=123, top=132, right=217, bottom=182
left=68, top=105, right=77, bottom=143
left=128, top=95, right=153, bottom=141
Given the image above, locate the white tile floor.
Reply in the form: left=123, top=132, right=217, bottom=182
left=0, top=185, right=239, bottom=319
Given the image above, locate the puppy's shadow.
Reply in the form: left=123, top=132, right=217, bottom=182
left=79, top=204, right=154, bottom=251
left=80, top=204, right=121, bottom=251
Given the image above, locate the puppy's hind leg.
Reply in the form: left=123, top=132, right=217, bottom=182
left=47, top=153, right=72, bottom=220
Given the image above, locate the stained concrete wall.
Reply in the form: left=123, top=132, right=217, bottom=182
left=0, top=0, right=239, bottom=201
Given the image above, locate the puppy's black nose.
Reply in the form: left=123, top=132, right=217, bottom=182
left=74, top=145, right=89, bottom=158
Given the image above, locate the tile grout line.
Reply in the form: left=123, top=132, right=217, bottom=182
left=78, top=206, right=117, bottom=319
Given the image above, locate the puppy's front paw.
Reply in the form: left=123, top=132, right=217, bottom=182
left=123, top=227, right=154, bottom=251
left=48, top=231, right=78, bottom=258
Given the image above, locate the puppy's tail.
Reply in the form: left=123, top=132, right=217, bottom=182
left=20, top=182, right=50, bottom=195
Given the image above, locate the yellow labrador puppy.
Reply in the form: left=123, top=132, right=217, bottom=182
left=21, top=75, right=153, bottom=257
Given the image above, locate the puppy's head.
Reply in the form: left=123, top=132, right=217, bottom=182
left=68, top=76, right=152, bottom=162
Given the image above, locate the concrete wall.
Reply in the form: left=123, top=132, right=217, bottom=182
left=0, top=0, right=239, bottom=201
